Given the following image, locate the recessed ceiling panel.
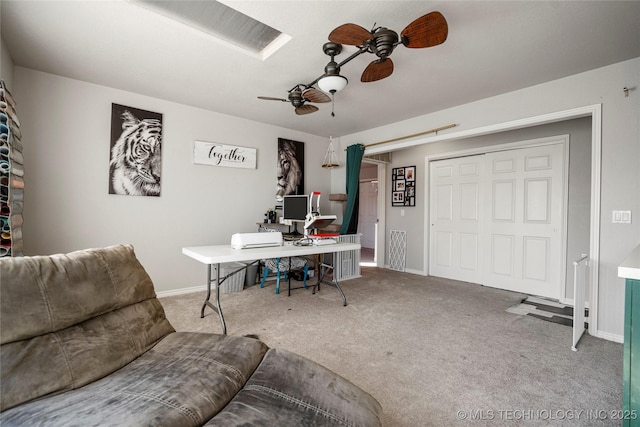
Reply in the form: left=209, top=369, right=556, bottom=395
left=133, top=0, right=287, bottom=58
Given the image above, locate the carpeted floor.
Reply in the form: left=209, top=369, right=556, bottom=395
left=160, top=266, right=622, bottom=426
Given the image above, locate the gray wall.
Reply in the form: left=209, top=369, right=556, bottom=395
left=14, top=67, right=333, bottom=294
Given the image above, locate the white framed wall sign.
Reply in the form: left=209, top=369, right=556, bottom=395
left=194, top=141, right=257, bottom=169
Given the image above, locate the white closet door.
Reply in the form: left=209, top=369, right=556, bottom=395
left=428, top=143, right=565, bottom=299
left=429, top=155, right=484, bottom=284
left=483, top=144, right=564, bottom=299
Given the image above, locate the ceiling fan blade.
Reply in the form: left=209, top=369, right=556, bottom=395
left=401, top=11, right=448, bottom=48
left=295, top=104, right=319, bottom=115
left=361, top=58, right=394, bottom=82
left=302, top=88, right=331, bottom=103
left=258, top=96, right=288, bottom=102
left=328, top=23, right=371, bottom=46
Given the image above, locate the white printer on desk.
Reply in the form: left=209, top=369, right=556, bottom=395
left=230, top=232, right=283, bottom=249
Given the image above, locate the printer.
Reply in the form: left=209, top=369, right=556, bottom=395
left=231, top=232, right=283, bottom=249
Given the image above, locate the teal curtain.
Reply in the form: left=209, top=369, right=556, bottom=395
left=340, top=144, right=365, bottom=235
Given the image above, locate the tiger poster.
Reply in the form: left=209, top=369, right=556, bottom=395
left=108, top=103, right=163, bottom=197
left=276, top=138, right=304, bottom=201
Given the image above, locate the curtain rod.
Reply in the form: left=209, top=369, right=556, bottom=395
left=363, top=123, right=457, bottom=148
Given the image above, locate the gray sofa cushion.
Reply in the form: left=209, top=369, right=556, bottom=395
left=0, top=245, right=175, bottom=411
left=207, top=348, right=383, bottom=426
left=0, top=332, right=269, bottom=426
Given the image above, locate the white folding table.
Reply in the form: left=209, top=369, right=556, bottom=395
left=182, top=242, right=360, bottom=334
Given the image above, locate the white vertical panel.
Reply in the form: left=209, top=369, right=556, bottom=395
left=523, top=236, right=548, bottom=281
left=460, top=233, right=478, bottom=271
left=429, top=155, right=484, bottom=284
left=460, top=183, right=479, bottom=221
left=483, top=143, right=564, bottom=299
left=525, top=178, right=550, bottom=222
left=491, top=234, right=514, bottom=276
left=493, top=180, right=515, bottom=221
left=436, top=184, right=453, bottom=220
left=435, top=231, right=452, bottom=267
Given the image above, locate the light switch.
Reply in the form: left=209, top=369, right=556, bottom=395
left=612, top=210, right=632, bottom=224
left=401, top=209, right=405, bottom=217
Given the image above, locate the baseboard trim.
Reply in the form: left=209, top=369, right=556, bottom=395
left=594, top=329, right=624, bottom=344
left=156, top=285, right=206, bottom=298
left=382, top=265, right=425, bottom=276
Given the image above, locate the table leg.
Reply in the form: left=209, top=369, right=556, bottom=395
left=200, top=263, right=227, bottom=335
left=317, top=253, right=347, bottom=306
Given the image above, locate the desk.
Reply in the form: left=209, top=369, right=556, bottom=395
left=182, top=242, right=361, bottom=334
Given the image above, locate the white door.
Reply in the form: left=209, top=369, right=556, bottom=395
left=429, top=143, right=565, bottom=299
left=358, top=180, right=378, bottom=248
left=429, top=155, right=484, bottom=283
left=483, top=144, right=565, bottom=298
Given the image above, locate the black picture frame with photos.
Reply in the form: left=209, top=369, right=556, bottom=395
left=392, top=165, right=416, bottom=207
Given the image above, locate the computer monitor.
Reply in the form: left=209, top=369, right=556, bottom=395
left=282, top=195, right=309, bottom=235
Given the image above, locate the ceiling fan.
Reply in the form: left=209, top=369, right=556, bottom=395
left=258, top=85, right=330, bottom=115
left=328, top=11, right=448, bottom=82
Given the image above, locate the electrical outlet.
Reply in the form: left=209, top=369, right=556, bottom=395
left=612, top=210, right=632, bottom=224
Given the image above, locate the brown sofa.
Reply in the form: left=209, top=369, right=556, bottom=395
left=0, top=245, right=382, bottom=426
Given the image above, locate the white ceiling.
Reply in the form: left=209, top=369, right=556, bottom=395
left=2, top=1, right=639, bottom=138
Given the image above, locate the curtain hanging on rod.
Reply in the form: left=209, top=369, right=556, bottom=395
left=340, top=144, right=365, bottom=235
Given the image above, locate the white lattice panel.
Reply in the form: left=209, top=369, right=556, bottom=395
left=389, top=230, right=407, bottom=271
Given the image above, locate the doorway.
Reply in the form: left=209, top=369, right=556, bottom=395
left=358, top=161, right=386, bottom=267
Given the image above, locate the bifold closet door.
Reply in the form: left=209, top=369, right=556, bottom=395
left=429, top=143, right=565, bottom=299
left=482, top=144, right=564, bottom=299
left=429, top=155, right=484, bottom=284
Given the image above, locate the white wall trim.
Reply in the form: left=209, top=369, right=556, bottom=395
left=588, top=104, right=602, bottom=338
left=376, top=163, right=386, bottom=268
left=156, top=284, right=207, bottom=298
left=595, top=330, right=623, bottom=344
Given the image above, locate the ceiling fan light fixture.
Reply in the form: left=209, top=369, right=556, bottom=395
left=318, top=74, right=348, bottom=94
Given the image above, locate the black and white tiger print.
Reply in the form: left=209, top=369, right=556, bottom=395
left=109, top=111, right=162, bottom=196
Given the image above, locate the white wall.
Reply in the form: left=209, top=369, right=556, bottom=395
left=336, top=57, right=640, bottom=340
left=14, top=67, right=332, bottom=293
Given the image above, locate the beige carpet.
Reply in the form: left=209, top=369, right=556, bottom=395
left=160, top=266, right=622, bottom=426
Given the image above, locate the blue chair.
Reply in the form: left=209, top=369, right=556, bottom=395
left=260, top=257, right=308, bottom=295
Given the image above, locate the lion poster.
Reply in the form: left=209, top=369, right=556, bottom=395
left=108, top=103, right=163, bottom=197
left=276, top=138, right=304, bottom=201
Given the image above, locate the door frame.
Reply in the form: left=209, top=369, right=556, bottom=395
left=358, top=177, right=378, bottom=250
left=426, top=136, right=570, bottom=300
left=375, top=163, right=386, bottom=268
left=359, top=160, right=386, bottom=268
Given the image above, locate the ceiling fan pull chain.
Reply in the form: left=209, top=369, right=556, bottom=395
left=331, top=93, right=336, bottom=117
